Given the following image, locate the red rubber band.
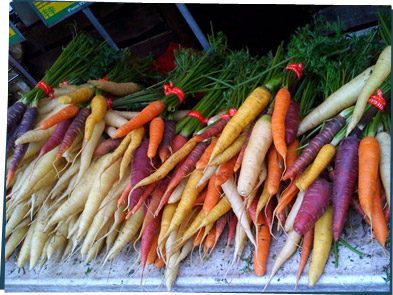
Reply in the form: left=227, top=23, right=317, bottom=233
left=368, top=89, right=385, bottom=111
left=106, top=97, right=113, bottom=110
left=59, top=81, right=69, bottom=88
left=36, top=81, right=55, bottom=99
left=284, top=62, right=304, bottom=80
left=220, top=108, right=237, bottom=120
left=186, top=110, right=208, bottom=124
left=164, top=81, right=185, bottom=103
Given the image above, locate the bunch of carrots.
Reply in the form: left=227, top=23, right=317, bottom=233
left=5, top=12, right=391, bottom=292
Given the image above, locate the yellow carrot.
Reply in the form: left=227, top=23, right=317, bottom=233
left=84, top=95, right=107, bottom=143
left=119, top=126, right=145, bottom=180
left=308, top=205, right=333, bottom=287
left=296, top=144, right=336, bottom=191
left=158, top=202, right=178, bottom=255
left=209, top=86, right=271, bottom=162
left=199, top=195, right=231, bottom=228
left=103, top=133, right=131, bottom=173
left=58, top=87, right=94, bottom=104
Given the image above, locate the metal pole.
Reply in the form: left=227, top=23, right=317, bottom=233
left=82, top=7, right=119, bottom=51
left=8, top=54, right=37, bottom=86
left=175, top=4, right=210, bottom=51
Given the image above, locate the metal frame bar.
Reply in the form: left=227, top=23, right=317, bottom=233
left=8, top=54, right=37, bottom=86
left=82, top=7, right=119, bottom=51
left=175, top=4, right=210, bottom=51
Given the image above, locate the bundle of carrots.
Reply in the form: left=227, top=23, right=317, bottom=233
left=5, top=11, right=391, bottom=292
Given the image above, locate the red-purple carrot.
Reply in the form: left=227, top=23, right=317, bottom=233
left=57, top=107, right=91, bottom=160
left=156, top=141, right=208, bottom=214
left=39, top=118, right=73, bottom=159
left=6, top=107, right=38, bottom=186
left=128, top=138, right=156, bottom=211
left=284, top=99, right=300, bottom=145
left=93, top=138, right=123, bottom=158
left=7, top=101, right=26, bottom=133
left=384, top=205, right=390, bottom=222
left=265, top=196, right=276, bottom=230
left=158, top=119, right=176, bottom=162
left=248, top=197, right=259, bottom=227
left=293, top=178, right=332, bottom=235
left=190, top=117, right=231, bottom=143
left=171, top=135, right=188, bottom=154
left=350, top=195, right=371, bottom=225
left=283, top=115, right=346, bottom=180
left=332, top=136, right=359, bottom=241
left=130, top=181, right=158, bottom=216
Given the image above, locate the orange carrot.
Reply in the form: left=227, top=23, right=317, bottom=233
left=113, top=100, right=166, bottom=138
left=358, top=137, right=380, bottom=220
left=203, top=175, right=221, bottom=214
left=253, top=212, right=271, bottom=276
left=271, top=88, right=291, bottom=163
left=118, top=181, right=131, bottom=207
left=267, top=146, right=284, bottom=196
left=371, top=175, right=388, bottom=247
left=286, top=140, right=299, bottom=173
left=274, top=174, right=300, bottom=217
left=295, top=228, right=314, bottom=289
left=196, top=138, right=218, bottom=170
left=39, top=105, right=79, bottom=130
left=154, top=247, right=166, bottom=268
left=215, top=155, right=238, bottom=186
left=193, top=228, right=205, bottom=246
left=148, top=117, right=165, bottom=158
left=193, top=188, right=207, bottom=208
left=203, top=225, right=216, bottom=253
left=147, top=230, right=160, bottom=265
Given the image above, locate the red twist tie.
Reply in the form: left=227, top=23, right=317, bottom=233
left=36, top=81, right=55, bottom=99
left=284, top=62, right=304, bottom=80
left=59, top=81, right=69, bottom=88
left=368, top=89, right=386, bottom=111
left=186, top=110, right=209, bottom=125
left=99, top=77, right=109, bottom=81
left=164, top=81, right=185, bottom=103
left=106, top=97, right=113, bottom=110
left=220, top=108, right=237, bottom=120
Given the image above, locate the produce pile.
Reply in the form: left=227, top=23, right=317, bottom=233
left=5, top=12, right=391, bottom=291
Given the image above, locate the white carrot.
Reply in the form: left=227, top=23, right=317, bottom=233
left=284, top=191, right=305, bottom=232
left=376, top=131, right=391, bottom=207
left=104, top=110, right=129, bottom=128
left=15, top=126, right=56, bottom=145
left=168, top=177, right=189, bottom=204
left=5, top=218, right=29, bottom=261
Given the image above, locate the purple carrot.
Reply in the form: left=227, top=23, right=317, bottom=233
left=7, top=101, right=26, bottom=133
left=6, top=107, right=38, bottom=186
left=128, top=138, right=157, bottom=211
left=39, top=118, right=73, bottom=159
left=155, top=141, right=208, bottom=214
left=285, top=99, right=300, bottom=145
left=158, top=119, right=176, bottom=162
left=57, top=108, right=90, bottom=160
left=293, top=178, right=332, bottom=235
left=93, top=138, right=123, bottom=158
left=332, top=136, right=359, bottom=241
left=191, top=117, right=231, bottom=142
left=6, top=123, right=20, bottom=155
left=283, top=115, right=346, bottom=180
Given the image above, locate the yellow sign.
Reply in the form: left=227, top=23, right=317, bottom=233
left=9, top=26, right=16, bottom=38
left=33, top=2, right=75, bottom=20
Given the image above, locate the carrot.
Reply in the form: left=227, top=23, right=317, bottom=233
left=202, top=175, right=222, bottom=214
left=128, top=181, right=158, bottom=217
left=88, top=80, right=140, bottom=96
left=39, top=105, right=79, bottom=130
left=272, top=88, right=291, bottom=161
left=358, top=136, right=380, bottom=220
left=215, top=155, right=238, bottom=186
left=285, top=99, right=300, bottom=145
left=158, top=203, right=178, bottom=254
left=267, top=146, right=284, bottom=196
left=283, top=115, right=346, bottom=180
left=193, top=228, right=205, bottom=246
left=191, top=117, right=231, bottom=142
left=308, top=205, right=333, bottom=287
left=264, top=230, right=302, bottom=291
left=196, top=138, right=218, bottom=170
left=15, top=126, right=56, bottom=145
left=253, top=213, right=270, bottom=276
left=296, top=144, right=335, bottom=192
left=154, top=248, right=166, bottom=269
left=130, top=140, right=197, bottom=193
left=350, top=195, right=371, bottom=225
left=192, top=188, right=207, bottom=207
left=6, top=107, right=38, bottom=186
left=5, top=218, right=29, bottom=261
left=347, top=46, right=391, bottom=135
left=226, top=213, right=237, bottom=246
left=93, top=138, right=123, bottom=158
left=238, top=114, right=272, bottom=196
left=233, top=120, right=255, bottom=172
left=331, top=136, right=360, bottom=241
left=286, top=140, right=299, bottom=172
left=114, top=101, right=166, bottom=138
left=203, top=225, right=217, bottom=254
left=169, top=176, right=189, bottom=204
left=39, top=118, right=73, bottom=159
left=157, top=142, right=207, bottom=213
left=158, top=119, right=176, bottom=162
left=147, top=230, right=160, bottom=265
left=84, top=95, right=107, bottom=143
left=293, top=178, right=331, bottom=235
left=199, top=195, right=232, bottom=229
left=7, top=101, right=26, bottom=132
left=376, top=132, right=391, bottom=208
left=371, top=175, right=388, bottom=247
left=104, top=110, right=129, bottom=128
left=6, top=124, right=19, bottom=155
left=56, top=108, right=90, bottom=160
left=148, top=117, right=165, bottom=158
left=295, top=228, right=314, bottom=289
left=119, top=126, right=145, bottom=180
left=221, top=178, right=256, bottom=246
left=210, top=87, right=271, bottom=161
left=105, top=126, right=117, bottom=138
left=384, top=204, right=390, bottom=222
left=171, top=134, right=188, bottom=154
left=298, top=66, right=374, bottom=136
left=57, top=87, right=94, bottom=104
